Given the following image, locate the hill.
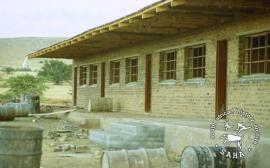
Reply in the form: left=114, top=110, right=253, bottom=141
left=0, top=37, right=71, bottom=70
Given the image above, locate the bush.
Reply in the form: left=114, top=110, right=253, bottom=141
left=0, top=93, right=15, bottom=104
left=38, top=60, right=72, bottom=85
left=4, top=74, right=48, bottom=99
left=15, top=67, right=32, bottom=72
left=2, top=67, right=15, bottom=74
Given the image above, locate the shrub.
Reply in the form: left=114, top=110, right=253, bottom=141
left=2, top=67, right=15, bottom=74
left=5, top=74, right=48, bottom=98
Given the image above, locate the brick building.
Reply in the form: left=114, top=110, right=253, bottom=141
left=29, top=0, right=270, bottom=126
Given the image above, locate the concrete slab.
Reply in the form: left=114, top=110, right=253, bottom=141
left=66, top=111, right=270, bottom=168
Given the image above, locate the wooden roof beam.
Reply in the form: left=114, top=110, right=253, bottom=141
left=156, top=5, right=171, bottom=13
left=170, top=0, right=270, bottom=9
left=118, top=21, right=129, bottom=28
left=142, top=11, right=156, bottom=19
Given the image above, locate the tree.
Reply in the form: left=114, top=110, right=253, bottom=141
left=38, top=60, right=72, bottom=85
left=5, top=75, right=48, bottom=98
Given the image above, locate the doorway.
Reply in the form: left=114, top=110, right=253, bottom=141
left=101, top=62, right=105, bottom=97
left=145, top=54, right=152, bottom=112
left=215, top=40, right=228, bottom=118
left=73, top=67, right=78, bottom=106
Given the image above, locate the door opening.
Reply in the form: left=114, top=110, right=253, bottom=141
left=216, top=40, right=228, bottom=118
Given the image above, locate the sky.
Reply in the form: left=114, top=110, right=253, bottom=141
left=0, top=0, right=160, bottom=38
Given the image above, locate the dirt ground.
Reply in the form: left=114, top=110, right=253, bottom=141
left=0, top=117, right=179, bottom=168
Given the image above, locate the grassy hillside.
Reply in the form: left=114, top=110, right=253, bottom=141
left=0, top=37, right=71, bottom=70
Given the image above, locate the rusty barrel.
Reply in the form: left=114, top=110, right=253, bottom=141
left=180, top=146, right=246, bottom=168
left=0, top=125, right=43, bottom=168
left=25, top=95, right=40, bottom=113
left=102, top=148, right=168, bottom=168
left=0, top=105, right=15, bottom=121
left=6, top=103, right=33, bottom=117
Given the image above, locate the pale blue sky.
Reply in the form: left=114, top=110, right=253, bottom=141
left=0, top=0, right=160, bottom=37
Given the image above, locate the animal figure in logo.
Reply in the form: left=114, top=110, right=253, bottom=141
left=236, top=123, right=251, bottom=134
left=222, top=134, right=244, bottom=149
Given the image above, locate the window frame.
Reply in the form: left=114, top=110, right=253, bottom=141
left=89, top=64, right=98, bottom=85
left=79, top=65, right=88, bottom=86
left=126, top=57, right=138, bottom=84
left=241, top=31, right=270, bottom=75
left=110, top=60, right=120, bottom=84
left=184, top=44, right=206, bottom=79
left=159, top=50, right=177, bottom=81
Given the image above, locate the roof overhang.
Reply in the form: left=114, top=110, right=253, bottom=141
left=28, top=0, right=270, bottom=59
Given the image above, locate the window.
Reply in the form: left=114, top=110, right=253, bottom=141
left=241, top=32, right=270, bottom=75
left=185, top=44, right=206, bottom=79
left=89, top=64, right=98, bottom=85
left=110, top=61, right=120, bottom=84
left=126, top=57, right=138, bottom=83
left=79, top=66, right=88, bottom=85
left=159, top=50, right=177, bottom=80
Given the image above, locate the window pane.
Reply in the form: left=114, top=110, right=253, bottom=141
left=193, top=69, right=198, bottom=78
left=244, top=51, right=250, bottom=62
left=193, top=58, right=198, bottom=68
left=198, top=69, right=202, bottom=77
left=268, top=47, right=270, bottom=60
left=258, top=62, right=265, bottom=73
left=251, top=63, right=258, bottom=73
left=268, top=33, right=270, bottom=46
left=267, top=62, right=270, bottom=73
left=259, top=48, right=265, bottom=60
left=246, top=37, right=251, bottom=48
left=251, top=50, right=258, bottom=61
left=252, top=37, right=259, bottom=48
left=259, top=35, right=266, bottom=47
left=194, top=48, right=198, bottom=57
left=198, top=57, right=203, bottom=67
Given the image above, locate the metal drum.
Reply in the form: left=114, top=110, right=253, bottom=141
left=0, top=105, right=15, bottom=121
left=25, top=95, right=40, bottom=114
left=0, top=125, right=43, bottom=168
left=102, top=148, right=168, bottom=168
left=180, top=146, right=245, bottom=168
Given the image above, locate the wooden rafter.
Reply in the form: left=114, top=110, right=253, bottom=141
left=28, top=0, right=270, bottom=59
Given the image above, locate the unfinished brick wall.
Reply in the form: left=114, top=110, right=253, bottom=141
left=74, top=14, right=270, bottom=126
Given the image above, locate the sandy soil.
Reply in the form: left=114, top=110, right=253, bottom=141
left=0, top=117, right=179, bottom=168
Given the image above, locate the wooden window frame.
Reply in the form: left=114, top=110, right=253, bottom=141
left=241, top=31, right=270, bottom=75
left=89, top=64, right=98, bottom=85
left=110, top=61, right=120, bottom=84
left=79, top=66, right=88, bottom=86
left=126, top=57, right=138, bottom=83
left=159, top=50, right=177, bottom=81
left=185, top=44, right=206, bottom=79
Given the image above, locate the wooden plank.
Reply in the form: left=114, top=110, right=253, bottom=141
left=156, top=6, right=171, bottom=13
left=142, top=13, right=156, bottom=19
left=28, top=109, right=76, bottom=117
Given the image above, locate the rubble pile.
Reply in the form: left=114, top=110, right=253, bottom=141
left=48, top=119, right=95, bottom=154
